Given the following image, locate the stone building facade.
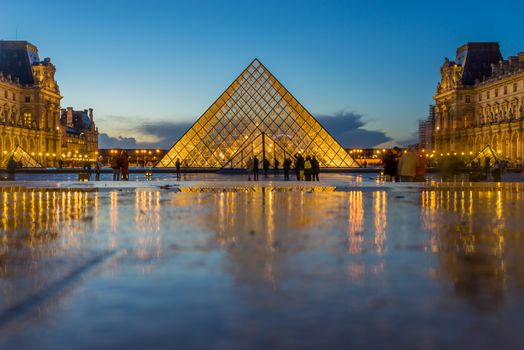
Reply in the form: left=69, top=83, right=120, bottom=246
left=0, top=41, right=98, bottom=167
left=434, top=42, right=524, bottom=165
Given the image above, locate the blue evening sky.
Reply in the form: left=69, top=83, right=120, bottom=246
left=1, top=0, right=523, bottom=147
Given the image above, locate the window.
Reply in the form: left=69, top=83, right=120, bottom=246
left=487, top=90, right=490, bottom=98
left=504, top=86, right=508, bottom=95
left=25, top=96, right=31, bottom=103
left=514, top=83, right=518, bottom=92
left=479, top=94, right=482, bottom=102
left=495, top=89, right=498, bottom=97
left=12, top=93, right=16, bottom=101
left=465, top=95, right=471, bottom=103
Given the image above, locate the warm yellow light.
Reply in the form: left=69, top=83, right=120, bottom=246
left=498, top=150, right=501, bottom=153
left=469, top=152, right=473, bottom=155
left=53, top=153, right=56, bottom=157
left=461, top=152, right=464, bottom=155
left=31, top=152, right=35, bottom=156
left=39, top=152, right=42, bottom=156
left=46, top=153, right=49, bottom=156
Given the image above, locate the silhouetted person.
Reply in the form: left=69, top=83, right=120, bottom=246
left=274, top=158, right=280, bottom=176
left=398, top=147, right=419, bottom=182
left=263, top=158, right=270, bottom=178
left=111, top=155, right=120, bottom=181
left=175, top=158, right=181, bottom=180
left=246, top=157, right=253, bottom=181
left=295, top=154, right=304, bottom=180
left=392, top=147, right=402, bottom=182
left=304, top=156, right=313, bottom=181
left=311, top=155, right=320, bottom=181
left=253, top=156, right=259, bottom=181
left=492, top=161, right=501, bottom=182
left=283, top=158, right=291, bottom=180
left=484, top=157, right=491, bottom=177
left=6, top=156, right=16, bottom=180
left=95, top=156, right=102, bottom=181
left=121, top=151, right=129, bottom=181
left=383, top=150, right=397, bottom=182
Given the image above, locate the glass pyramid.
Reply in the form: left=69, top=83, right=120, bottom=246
left=466, top=145, right=504, bottom=167
left=0, top=146, right=43, bottom=168
left=156, top=59, right=359, bottom=169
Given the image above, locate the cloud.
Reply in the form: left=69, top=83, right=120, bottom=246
left=316, top=111, right=392, bottom=148
left=124, top=111, right=392, bottom=149
left=136, top=121, right=192, bottom=149
left=98, top=133, right=139, bottom=149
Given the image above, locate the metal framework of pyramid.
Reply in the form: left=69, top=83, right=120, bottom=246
left=156, top=59, right=359, bottom=169
left=0, top=146, right=43, bottom=168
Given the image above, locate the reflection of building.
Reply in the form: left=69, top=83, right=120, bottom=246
left=434, top=43, right=524, bottom=165
left=418, top=105, right=435, bottom=151
left=157, top=59, right=359, bottom=169
left=0, top=41, right=98, bottom=167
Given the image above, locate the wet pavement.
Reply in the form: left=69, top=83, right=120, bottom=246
left=1, top=180, right=524, bottom=349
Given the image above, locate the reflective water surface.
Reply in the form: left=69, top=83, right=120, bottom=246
left=1, top=184, right=524, bottom=349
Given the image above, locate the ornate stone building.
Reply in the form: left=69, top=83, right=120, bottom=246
left=434, top=42, right=524, bottom=165
left=0, top=41, right=98, bottom=167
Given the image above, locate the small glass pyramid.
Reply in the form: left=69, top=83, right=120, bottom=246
left=466, top=145, right=504, bottom=167
left=0, top=146, right=43, bottom=168
left=156, top=59, right=359, bottom=169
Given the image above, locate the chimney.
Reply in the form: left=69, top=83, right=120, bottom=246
left=88, top=108, right=94, bottom=122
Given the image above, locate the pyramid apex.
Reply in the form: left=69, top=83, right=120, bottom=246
left=249, top=58, right=263, bottom=67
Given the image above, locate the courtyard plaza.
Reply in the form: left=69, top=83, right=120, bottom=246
left=0, top=176, right=523, bottom=348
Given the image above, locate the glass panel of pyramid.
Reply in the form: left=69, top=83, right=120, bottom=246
left=0, top=146, right=43, bottom=168
left=156, top=59, right=359, bottom=168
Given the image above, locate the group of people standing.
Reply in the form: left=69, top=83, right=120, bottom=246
left=382, top=147, right=425, bottom=182
left=245, top=154, right=320, bottom=181
left=110, top=151, right=130, bottom=181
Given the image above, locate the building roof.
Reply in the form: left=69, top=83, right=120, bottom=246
left=456, top=42, right=502, bottom=85
left=0, top=41, right=40, bottom=85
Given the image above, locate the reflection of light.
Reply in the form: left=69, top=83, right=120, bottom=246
left=348, top=191, right=364, bottom=254
left=373, top=191, right=387, bottom=255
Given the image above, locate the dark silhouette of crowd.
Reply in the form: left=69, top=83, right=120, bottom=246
left=246, top=153, right=320, bottom=181
left=110, top=151, right=130, bottom=181
left=382, top=147, right=424, bottom=182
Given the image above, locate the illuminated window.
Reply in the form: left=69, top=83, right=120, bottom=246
left=24, top=112, right=32, bottom=126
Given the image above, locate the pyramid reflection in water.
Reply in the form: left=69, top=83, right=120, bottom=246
left=157, top=59, right=359, bottom=169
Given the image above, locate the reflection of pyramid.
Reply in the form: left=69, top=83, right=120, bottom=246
left=466, top=145, right=504, bottom=167
left=0, top=146, right=43, bottom=168
left=156, top=59, right=359, bottom=168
